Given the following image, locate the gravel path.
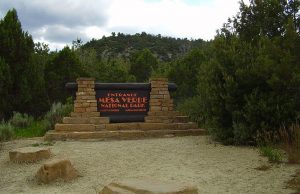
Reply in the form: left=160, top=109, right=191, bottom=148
left=0, top=136, right=299, bottom=194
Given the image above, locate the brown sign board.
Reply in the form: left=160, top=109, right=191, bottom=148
left=66, top=82, right=176, bottom=122
left=96, top=89, right=150, bottom=122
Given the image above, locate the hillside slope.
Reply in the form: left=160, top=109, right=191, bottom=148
left=83, top=32, right=207, bottom=61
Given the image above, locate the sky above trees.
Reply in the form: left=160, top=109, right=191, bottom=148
left=0, top=0, right=240, bottom=50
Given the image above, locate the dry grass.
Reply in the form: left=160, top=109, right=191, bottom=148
left=254, top=165, right=271, bottom=171
left=258, top=122, right=300, bottom=164
left=282, top=123, right=300, bottom=194
left=287, top=170, right=300, bottom=194
left=279, top=123, right=300, bottom=164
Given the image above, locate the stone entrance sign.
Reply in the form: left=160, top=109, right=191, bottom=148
left=96, top=84, right=150, bottom=122
left=66, top=81, right=176, bottom=122
left=44, top=77, right=205, bottom=141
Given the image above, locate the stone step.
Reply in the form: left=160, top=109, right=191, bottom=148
left=55, top=122, right=197, bottom=132
left=175, top=122, right=198, bottom=130
left=147, top=111, right=182, bottom=116
left=63, top=117, right=109, bottom=124
left=100, top=185, right=135, bottom=194
left=100, top=122, right=198, bottom=131
left=145, top=117, right=173, bottom=123
left=145, top=116, right=190, bottom=123
left=102, top=123, right=139, bottom=131
left=174, top=116, right=190, bottom=123
left=9, top=147, right=51, bottom=163
left=70, top=112, right=100, bottom=118
left=55, top=124, right=96, bottom=132
left=99, top=178, right=198, bottom=194
left=44, top=129, right=206, bottom=141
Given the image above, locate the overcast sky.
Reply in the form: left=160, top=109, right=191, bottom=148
left=0, top=0, right=240, bottom=50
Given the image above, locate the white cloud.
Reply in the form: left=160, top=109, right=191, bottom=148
left=107, top=0, right=240, bottom=40
left=85, top=26, right=111, bottom=39
left=34, top=37, right=67, bottom=51
left=0, top=0, right=241, bottom=50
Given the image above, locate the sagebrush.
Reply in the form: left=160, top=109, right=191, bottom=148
left=0, top=121, right=14, bottom=141
left=9, top=112, right=33, bottom=128
left=43, top=100, right=73, bottom=131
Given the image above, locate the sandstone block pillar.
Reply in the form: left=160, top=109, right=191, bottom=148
left=145, top=77, right=177, bottom=124
left=148, top=78, right=173, bottom=112
left=71, top=78, right=99, bottom=117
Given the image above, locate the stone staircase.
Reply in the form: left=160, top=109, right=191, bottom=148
left=44, top=78, right=206, bottom=141
left=45, top=120, right=205, bottom=141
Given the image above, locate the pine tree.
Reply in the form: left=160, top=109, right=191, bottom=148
left=0, top=58, right=12, bottom=120
left=0, top=9, right=50, bottom=117
left=0, top=9, right=34, bottom=115
left=169, top=48, right=206, bottom=100
left=45, top=46, right=85, bottom=103
left=195, top=0, right=300, bottom=144
left=130, top=49, right=158, bottom=82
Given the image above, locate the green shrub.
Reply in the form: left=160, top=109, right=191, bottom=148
left=9, top=112, right=33, bottom=128
left=177, top=97, right=203, bottom=126
left=259, top=145, right=282, bottom=163
left=43, top=99, right=73, bottom=131
left=0, top=121, right=14, bottom=141
left=14, top=120, right=46, bottom=138
left=151, top=62, right=171, bottom=79
left=195, top=34, right=300, bottom=145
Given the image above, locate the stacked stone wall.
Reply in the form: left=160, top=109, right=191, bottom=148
left=145, top=78, right=185, bottom=123
left=53, top=78, right=109, bottom=133
left=71, top=78, right=99, bottom=117
left=148, top=78, right=173, bottom=113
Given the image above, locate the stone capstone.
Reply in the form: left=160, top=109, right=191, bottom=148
left=9, top=147, right=51, bottom=163
left=99, top=178, right=198, bottom=194
left=36, top=159, right=77, bottom=183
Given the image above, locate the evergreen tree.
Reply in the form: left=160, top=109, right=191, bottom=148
left=231, top=0, right=300, bottom=42
left=0, top=9, right=49, bottom=118
left=27, top=43, right=51, bottom=116
left=0, top=58, right=12, bottom=120
left=130, top=48, right=158, bottom=82
left=0, top=9, right=33, bottom=113
left=195, top=0, right=300, bottom=144
left=169, top=48, right=206, bottom=100
left=105, top=58, right=136, bottom=82
left=45, top=46, right=85, bottom=103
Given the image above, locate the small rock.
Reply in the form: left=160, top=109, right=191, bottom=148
left=9, top=147, right=51, bottom=163
left=36, top=159, right=77, bottom=184
left=99, top=178, right=198, bottom=194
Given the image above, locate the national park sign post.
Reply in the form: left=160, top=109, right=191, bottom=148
left=44, top=77, right=203, bottom=141
left=66, top=82, right=176, bottom=122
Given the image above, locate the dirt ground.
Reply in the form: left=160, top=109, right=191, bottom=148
left=0, top=136, right=299, bottom=194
